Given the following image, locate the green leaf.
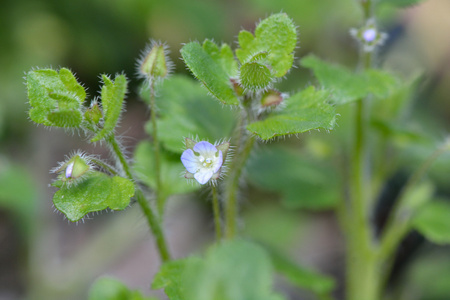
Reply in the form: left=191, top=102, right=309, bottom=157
left=26, top=68, right=86, bottom=127
left=152, top=259, right=195, bottom=300
left=181, top=41, right=239, bottom=105
left=91, top=74, right=128, bottom=142
left=266, top=246, right=335, bottom=296
left=378, top=0, right=426, bottom=8
left=143, top=75, right=235, bottom=153
left=301, top=55, right=398, bottom=105
left=247, top=86, right=336, bottom=140
left=413, top=201, right=450, bottom=245
left=247, top=146, right=339, bottom=210
left=89, top=277, right=157, bottom=300
left=236, top=13, right=297, bottom=77
left=53, top=172, right=134, bottom=221
left=134, top=141, right=199, bottom=200
left=183, top=240, right=285, bottom=300
left=202, top=39, right=238, bottom=77
left=239, top=61, right=273, bottom=91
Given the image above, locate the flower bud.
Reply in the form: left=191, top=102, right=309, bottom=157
left=52, top=152, right=94, bottom=187
left=137, top=40, right=173, bottom=81
left=84, top=101, right=102, bottom=125
left=261, top=89, right=283, bottom=107
left=350, top=19, right=387, bottom=52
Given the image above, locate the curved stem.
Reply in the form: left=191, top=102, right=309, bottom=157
left=89, top=157, right=119, bottom=176
left=212, top=184, right=222, bottom=241
left=148, top=81, right=164, bottom=215
left=107, top=135, right=171, bottom=262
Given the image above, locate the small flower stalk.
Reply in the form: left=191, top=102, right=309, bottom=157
left=181, top=138, right=230, bottom=185
left=137, top=40, right=173, bottom=82
left=350, top=19, right=387, bottom=52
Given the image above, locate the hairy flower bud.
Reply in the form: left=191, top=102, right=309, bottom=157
left=137, top=40, right=173, bottom=81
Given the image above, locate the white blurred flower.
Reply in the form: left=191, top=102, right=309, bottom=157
left=181, top=141, right=224, bottom=184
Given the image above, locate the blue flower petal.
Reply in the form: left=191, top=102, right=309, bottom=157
left=194, top=169, right=214, bottom=185
left=193, top=141, right=217, bottom=155
left=213, top=150, right=223, bottom=173
left=181, top=149, right=200, bottom=173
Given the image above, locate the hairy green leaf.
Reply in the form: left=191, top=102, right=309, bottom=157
left=89, top=277, right=157, bottom=300
left=301, top=55, right=398, bottom=105
left=143, top=75, right=235, bottom=153
left=236, top=13, right=297, bottom=77
left=152, top=259, right=195, bottom=300
left=181, top=41, right=239, bottom=105
left=413, top=201, right=450, bottom=245
left=53, top=172, right=134, bottom=221
left=91, top=74, right=128, bottom=142
left=247, top=146, right=339, bottom=209
left=247, top=86, right=336, bottom=140
left=26, top=68, right=85, bottom=127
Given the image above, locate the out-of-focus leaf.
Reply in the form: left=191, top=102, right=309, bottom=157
left=247, top=86, right=336, bottom=140
left=247, top=146, right=339, bottom=210
left=53, top=172, right=134, bottom=221
left=26, top=68, right=85, bottom=127
left=413, top=201, right=450, bottom=245
left=143, top=75, right=235, bottom=153
left=91, top=74, right=128, bottom=142
left=378, top=0, right=426, bottom=8
left=134, top=141, right=199, bottom=201
left=152, top=258, right=196, bottom=300
left=89, top=277, right=157, bottom=300
left=236, top=13, right=297, bottom=77
left=301, top=55, right=398, bottom=105
left=181, top=41, right=239, bottom=105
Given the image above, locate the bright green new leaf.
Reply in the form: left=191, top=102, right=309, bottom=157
left=413, top=201, right=450, bottom=245
left=239, top=61, right=273, bottom=91
left=236, top=13, right=297, bottom=77
left=247, top=146, right=339, bottom=210
left=143, top=75, right=235, bottom=153
left=134, top=141, right=199, bottom=203
left=247, top=86, right=336, bottom=140
left=26, top=68, right=86, bottom=127
left=266, top=246, right=335, bottom=296
left=91, top=74, right=128, bottom=142
left=301, top=55, right=398, bottom=105
left=202, top=39, right=238, bottom=77
left=181, top=41, right=239, bottom=105
left=53, top=172, right=134, bottom=221
left=378, top=0, right=426, bottom=7
left=89, top=277, right=158, bottom=300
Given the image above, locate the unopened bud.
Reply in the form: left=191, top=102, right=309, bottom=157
left=84, top=102, right=102, bottom=125
left=137, top=41, right=172, bottom=81
left=261, top=89, right=283, bottom=107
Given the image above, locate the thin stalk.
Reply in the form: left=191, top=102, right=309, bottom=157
left=225, top=134, right=256, bottom=239
left=107, top=135, right=171, bottom=262
left=89, top=157, right=119, bottom=176
left=212, top=184, right=222, bottom=241
left=149, top=80, right=164, bottom=215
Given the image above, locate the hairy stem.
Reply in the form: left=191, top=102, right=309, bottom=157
left=149, top=81, right=164, bottom=215
left=212, top=184, right=222, bottom=241
left=107, top=135, right=171, bottom=262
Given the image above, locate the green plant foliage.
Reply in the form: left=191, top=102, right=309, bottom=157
left=266, top=246, right=335, bottom=296
left=89, top=277, right=157, bottom=300
left=181, top=41, right=239, bottom=105
left=26, top=68, right=86, bottom=127
left=378, top=0, right=426, bottom=7
left=53, top=172, right=134, bottom=221
left=239, top=61, right=273, bottom=91
left=247, top=146, right=339, bottom=210
left=413, top=201, right=450, bottom=245
left=91, top=74, right=128, bottom=142
left=202, top=39, right=238, bottom=77
left=236, top=13, right=297, bottom=77
left=152, top=240, right=285, bottom=300
left=152, top=259, right=195, bottom=300
left=144, top=75, right=235, bottom=153
left=247, top=86, right=336, bottom=140
left=134, top=141, right=199, bottom=200
left=301, top=55, right=398, bottom=105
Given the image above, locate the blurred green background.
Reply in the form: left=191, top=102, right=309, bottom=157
left=1, top=0, right=450, bottom=299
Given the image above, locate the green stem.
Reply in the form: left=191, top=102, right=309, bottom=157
left=212, top=184, right=222, bottom=241
left=149, top=81, right=164, bottom=215
left=89, top=157, right=119, bottom=176
left=107, top=135, right=171, bottom=262
left=225, top=134, right=256, bottom=239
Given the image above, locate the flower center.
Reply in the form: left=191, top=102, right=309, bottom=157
left=199, top=155, right=214, bottom=168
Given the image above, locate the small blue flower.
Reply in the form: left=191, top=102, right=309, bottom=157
left=181, top=140, right=225, bottom=185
